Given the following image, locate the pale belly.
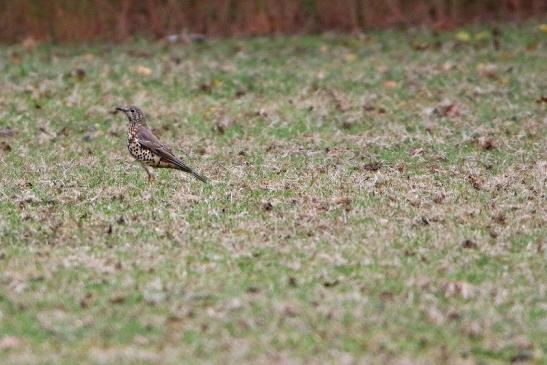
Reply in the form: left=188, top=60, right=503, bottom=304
left=127, top=139, right=160, bottom=166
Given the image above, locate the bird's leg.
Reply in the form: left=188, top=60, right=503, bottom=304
left=139, top=162, right=156, bottom=182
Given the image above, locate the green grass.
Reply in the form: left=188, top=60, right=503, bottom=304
left=0, top=23, right=546, bottom=364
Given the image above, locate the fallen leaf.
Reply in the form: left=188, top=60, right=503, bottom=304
left=497, top=77, right=509, bottom=85
left=539, top=24, right=547, bottom=33
left=334, top=196, right=352, bottom=211
left=261, top=201, right=273, bottom=212
left=476, top=63, right=498, bottom=79
left=246, top=286, right=260, bottom=293
left=109, top=293, right=127, bottom=304
left=363, top=103, right=375, bottom=112
left=199, top=83, right=212, bottom=92
left=478, top=136, right=496, bottom=150
left=134, top=65, right=152, bottom=76
left=467, top=174, right=482, bottom=190
left=410, top=147, right=424, bottom=157
left=383, top=80, right=398, bottom=89
left=58, top=126, right=71, bottom=137
left=235, top=89, right=246, bottom=98
left=433, top=100, right=461, bottom=118
left=200, top=79, right=223, bottom=92
left=492, top=213, right=506, bottom=225
left=411, top=42, right=429, bottom=51
left=440, top=62, right=455, bottom=72
left=363, top=161, right=382, bottom=172
left=0, top=141, right=12, bottom=152
left=462, top=239, right=477, bottom=249
left=211, top=79, right=223, bottom=88
left=455, top=31, right=471, bottom=42
left=536, top=96, right=547, bottom=104
left=74, top=68, right=86, bottom=81
left=323, top=279, right=339, bottom=288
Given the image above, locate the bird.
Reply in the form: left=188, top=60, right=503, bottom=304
left=115, top=105, right=208, bottom=183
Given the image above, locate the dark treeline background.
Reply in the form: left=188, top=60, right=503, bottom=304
left=0, top=0, right=545, bottom=42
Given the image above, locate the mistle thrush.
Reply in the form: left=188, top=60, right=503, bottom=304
left=115, top=106, right=208, bottom=183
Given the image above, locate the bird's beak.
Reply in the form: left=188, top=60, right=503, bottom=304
left=115, top=107, right=128, bottom=113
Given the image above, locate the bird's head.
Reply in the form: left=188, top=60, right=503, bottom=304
left=115, top=105, right=146, bottom=126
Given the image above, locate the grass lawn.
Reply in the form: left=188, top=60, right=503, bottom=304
left=0, top=23, right=545, bottom=364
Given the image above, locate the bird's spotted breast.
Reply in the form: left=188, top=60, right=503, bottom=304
left=127, top=135, right=160, bottom=166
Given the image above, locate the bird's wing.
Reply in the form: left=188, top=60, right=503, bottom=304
left=136, top=126, right=193, bottom=173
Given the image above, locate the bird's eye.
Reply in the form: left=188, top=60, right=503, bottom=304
left=130, top=109, right=135, bottom=113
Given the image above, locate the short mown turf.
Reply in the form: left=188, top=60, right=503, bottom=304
left=0, top=23, right=545, bottom=364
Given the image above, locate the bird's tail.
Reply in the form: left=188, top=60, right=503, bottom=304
left=171, top=157, right=208, bottom=183
left=190, top=170, right=208, bottom=183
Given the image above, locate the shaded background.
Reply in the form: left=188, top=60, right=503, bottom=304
left=0, top=0, right=545, bottom=42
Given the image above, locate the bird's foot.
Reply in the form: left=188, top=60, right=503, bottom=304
left=147, top=173, right=156, bottom=183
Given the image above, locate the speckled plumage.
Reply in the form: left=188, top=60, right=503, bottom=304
left=116, top=105, right=208, bottom=183
left=127, top=126, right=160, bottom=166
